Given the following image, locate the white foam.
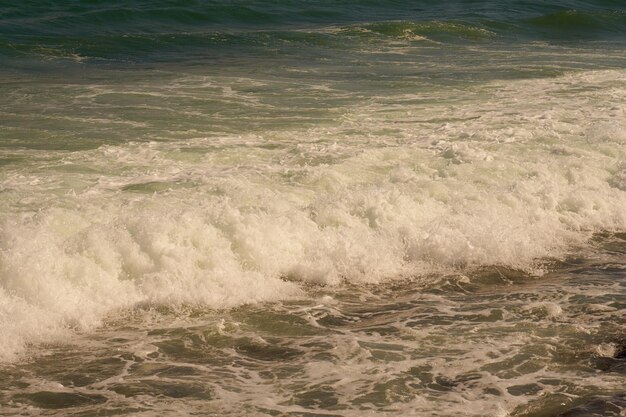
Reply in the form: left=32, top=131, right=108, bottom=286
left=1, top=69, right=625, bottom=362
left=594, top=343, right=618, bottom=358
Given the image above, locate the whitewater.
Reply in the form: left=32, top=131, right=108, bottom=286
left=1, top=1, right=625, bottom=416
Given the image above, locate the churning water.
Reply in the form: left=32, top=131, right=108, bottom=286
left=1, top=1, right=625, bottom=415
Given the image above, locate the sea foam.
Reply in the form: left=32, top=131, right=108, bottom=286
left=1, top=70, right=625, bottom=362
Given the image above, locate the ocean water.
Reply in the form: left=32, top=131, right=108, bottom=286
left=1, top=1, right=625, bottom=416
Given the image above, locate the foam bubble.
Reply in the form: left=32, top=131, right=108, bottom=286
left=1, top=69, right=625, bottom=361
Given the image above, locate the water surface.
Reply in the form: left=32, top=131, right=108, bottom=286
left=1, top=1, right=625, bottom=415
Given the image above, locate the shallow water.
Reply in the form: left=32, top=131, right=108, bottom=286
left=1, top=234, right=624, bottom=416
left=1, top=1, right=626, bottom=415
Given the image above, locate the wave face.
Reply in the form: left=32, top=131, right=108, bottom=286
left=0, top=1, right=625, bottom=63
left=0, top=0, right=625, bottom=368
left=1, top=1, right=624, bottom=31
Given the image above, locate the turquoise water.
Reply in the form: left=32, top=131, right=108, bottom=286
left=1, top=1, right=625, bottom=416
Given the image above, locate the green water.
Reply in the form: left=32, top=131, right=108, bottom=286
left=1, top=1, right=625, bottom=416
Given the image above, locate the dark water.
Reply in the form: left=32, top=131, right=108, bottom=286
left=1, top=1, right=625, bottom=416
left=1, top=0, right=625, bottom=66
